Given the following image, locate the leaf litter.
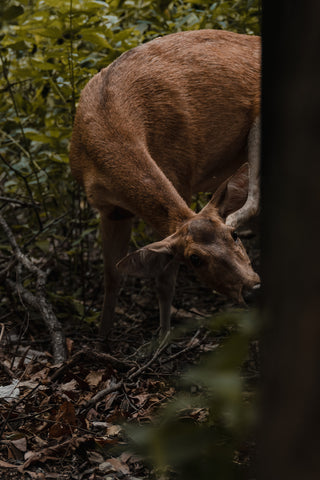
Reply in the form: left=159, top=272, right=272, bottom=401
left=0, top=305, right=215, bottom=478
left=0, top=230, right=260, bottom=478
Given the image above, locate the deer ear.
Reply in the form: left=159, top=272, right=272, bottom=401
left=201, top=163, right=249, bottom=220
left=117, top=238, right=176, bottom=278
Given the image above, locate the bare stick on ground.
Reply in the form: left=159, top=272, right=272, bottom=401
left=0, top=213, right=66, bottom=363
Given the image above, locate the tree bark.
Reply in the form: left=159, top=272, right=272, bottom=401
left=260, top=1, right=320, bottom=479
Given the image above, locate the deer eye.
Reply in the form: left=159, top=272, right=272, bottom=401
left=189, top=254, right=202, bottom=267
left=231, top=231, right=238, bottom=241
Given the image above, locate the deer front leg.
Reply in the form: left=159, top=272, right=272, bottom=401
left=156, top=261, right=179, bottom=337
left=226, top=116, right=261, bottom=229
left=99, top=210, right=132, bottom=346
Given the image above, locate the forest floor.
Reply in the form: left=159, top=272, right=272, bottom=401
left=0, top=223, right=260, bottom=480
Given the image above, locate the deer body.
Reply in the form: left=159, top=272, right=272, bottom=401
left=70, top=30, right=261, bottom=344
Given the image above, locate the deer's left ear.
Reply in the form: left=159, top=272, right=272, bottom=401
left=200, top=163, right=249, bottom=220
left=117, top=237, right=177, bottom=278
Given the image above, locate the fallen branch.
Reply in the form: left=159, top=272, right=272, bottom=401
left=83, top=381, right=123, bottom=409
left=50, top=347, right=132, bottom=382
left=0, top=213, right=66, bottom=363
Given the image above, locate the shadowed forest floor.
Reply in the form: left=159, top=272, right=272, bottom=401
left=0, top=223, right=260, bottom=479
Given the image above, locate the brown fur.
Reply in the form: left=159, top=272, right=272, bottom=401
left=69, top=29, right=261, bottom=344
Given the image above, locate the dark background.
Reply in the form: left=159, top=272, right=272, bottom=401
left=261, top=1, right=320, bottom=478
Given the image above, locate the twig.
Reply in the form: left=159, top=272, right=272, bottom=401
left=128, top=331, right=170, bottom=381
left=0, top=213, right=66, bottom=363
left=0, top=78, right=30, bottom=93
left=83, top=348, right=134, bottom=370
left=0, top=361, right=15, bottom=379
left=159, top=329, right=204, bottom=366
left=23, top=211, right=70, bottom=248
left=22, top=435, right=90, bottom=470
left=83, top=381, right=123, bottom=409
left=0, top=323, right=5, bottom=343
left=0, top=381, right=42, bottom=440
left=50, top=348, right=132, bottom=383
left=0, top=196, right=40, bottom=208
left=0, top=257, right=16, bottom=279
left=0, top=153, right=43, bottom=229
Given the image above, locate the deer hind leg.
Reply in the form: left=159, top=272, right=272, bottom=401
left=226, top=116, right=261, bottom=229
left=99, top=208, right=133, bottom=345
left=156, top=261, right=179, bottom=336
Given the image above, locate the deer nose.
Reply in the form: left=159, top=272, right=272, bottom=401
left=243, top=282, right=261, bottom=304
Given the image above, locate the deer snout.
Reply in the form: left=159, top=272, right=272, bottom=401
left=249, top=271, right=260, bottom=288
left=229, top=271, right=260, bottom=305
left=242, top=273, right=261, bottom=304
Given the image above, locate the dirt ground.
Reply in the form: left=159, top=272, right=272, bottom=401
left=0, top=223, right=260, bottom=479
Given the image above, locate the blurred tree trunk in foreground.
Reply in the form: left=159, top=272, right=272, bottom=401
left=260, top=1, right=320, bottom=479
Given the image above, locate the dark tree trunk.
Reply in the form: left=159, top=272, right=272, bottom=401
left=260, top=1, right=320, bottom=479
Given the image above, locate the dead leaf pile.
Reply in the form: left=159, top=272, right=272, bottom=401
left=0, top=327, right=211, bottom=479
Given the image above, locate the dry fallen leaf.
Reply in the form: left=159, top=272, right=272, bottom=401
left=132, top=393, right=150, bottom=407
left=85, top=370, right=104, bottom=387
left=58, top=379, right=78, bottom=392
left=23, top=436, right=91, bottom=469
left=0, top=380, right=20, bottom=402
left=9, top=436, right=27, bottom=460
left=106, top=424, right=122, bottom=437
left=87, top=450, right=105, bottom=464
left=49, top=401, right=78, bottom=438
left=104, top=457, right=130, bottom=475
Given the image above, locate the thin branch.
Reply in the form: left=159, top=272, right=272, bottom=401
left=0, top=257, right=17, bottom=279
left=0, top=213, right=66, bottom=363
left=50, top=348, right=132, bottom=383
left=0, top=196, right=40, bottom=208
left=0, top=129, right=30, bottom=158
left=128, top=331, right=170, bottom=381
left=5, top=278, right=66, bottom=364
left=0, top=78, right=30, bottom=93
left=159, top=330, right=204, bottom=366
left=0, top=381, right=42, bottom=440
left=0, top=323, right=5, bottom=343
left=0, top=53, right=48, bottom=217
left=0, top=153, right=43, bottom=229
left=23, top=210, right=70, bottom=248
left=0, top=51, right=25, bottom=139
left=83, top=381, right=123, bottom=409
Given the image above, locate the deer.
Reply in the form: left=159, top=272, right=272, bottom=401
left=69, top=29, right=261, bottom=347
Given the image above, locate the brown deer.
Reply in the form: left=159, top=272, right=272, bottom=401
left=69, top=29, right=261, bottom=345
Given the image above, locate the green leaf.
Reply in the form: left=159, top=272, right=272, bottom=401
left=31, top=58, right=56, bottom=70
left=35, top=240, right=51, bottom=252
left=80, top=31, right=112, bottom=49
left=2, top=5, right=24, bottom=21
left=72, top=227, right=97, bottom=246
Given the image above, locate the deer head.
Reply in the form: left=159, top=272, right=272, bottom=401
left=117, top=164, right=260, bottom=303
